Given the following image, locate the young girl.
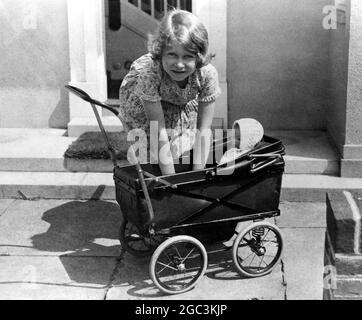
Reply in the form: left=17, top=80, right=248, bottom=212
left=118, top=9, right=221, bottom=175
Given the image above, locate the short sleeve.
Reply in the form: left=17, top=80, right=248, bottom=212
left=133, top=55, right=162, bottom=102
left=198, top=64, right=222, bottom=103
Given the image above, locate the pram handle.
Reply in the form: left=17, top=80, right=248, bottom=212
left=211, top=159, right=251, bottom=176
left=211, top=150, right=284, bottom=176
left=250, top=156, right=282, bottom=174
left=248, top=149, right=285, bottom=173
left=65, top=85, right=120, bottom=116
left=65, top=85, right=119, bottom=167
left=65, top=84, right=156, bottom=230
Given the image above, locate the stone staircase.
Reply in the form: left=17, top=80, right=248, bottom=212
left=1, top=127, right=362, bottom=202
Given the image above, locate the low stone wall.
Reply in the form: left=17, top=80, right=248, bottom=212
left=324, top=191, right=362, bottom=300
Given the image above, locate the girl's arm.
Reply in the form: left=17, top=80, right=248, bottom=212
left=142, top=100, right=175, bottom=175
left=193, top=101, right=215, bottom=170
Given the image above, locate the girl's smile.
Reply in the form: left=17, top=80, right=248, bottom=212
left=162, top=41, right=197, bottom=87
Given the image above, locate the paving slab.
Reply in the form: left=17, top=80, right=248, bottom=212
left=276, top=202, right=327, bottom=300
left=281, top=228, right=326, bottom=300
left=0, top=199, right=15, bottom=217
left=0, top=256, right=117, bottom=300
left=0, top=199, right=328, bottom=300
left=106, top=250, right=285, bottom=300
left=277, top=202, right=326, bottom=228
left=0, top=199, right=121, bottom=256
left=0, top=171, right=116, bottom=199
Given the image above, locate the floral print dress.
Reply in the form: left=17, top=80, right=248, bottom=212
left=118, top=53, right=221, bottom=148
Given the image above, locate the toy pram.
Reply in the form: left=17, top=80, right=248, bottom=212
left=65, top=85, right=285, bottom=295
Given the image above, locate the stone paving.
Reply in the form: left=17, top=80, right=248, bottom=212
left=0, top=199, right=326, bottom=300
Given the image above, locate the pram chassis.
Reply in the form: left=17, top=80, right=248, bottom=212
left=65, top=85, right=285, bottom=295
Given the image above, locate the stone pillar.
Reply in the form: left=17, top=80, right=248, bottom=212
left=66, top=0, right=110, bottom=136
left=341, top=0, right=362, bottom=177
left=193, top=0, right=228, bottom=129
left=325, top=191, right=362, bottom=299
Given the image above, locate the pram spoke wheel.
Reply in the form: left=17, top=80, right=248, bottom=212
left=150, top=235, right=208, bottom=295
left=232, top=221, right=283, bottom=278
left=119, top=219, right=155, bottom=257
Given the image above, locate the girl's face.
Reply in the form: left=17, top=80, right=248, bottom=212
left=162, top=40, right=197, bottom=86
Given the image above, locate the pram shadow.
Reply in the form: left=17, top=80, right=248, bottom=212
left=121, top=247, right=247, bottom=298
left=30, top=199, right=246, bottom=293
left=30, top=199, right=122, bottom=286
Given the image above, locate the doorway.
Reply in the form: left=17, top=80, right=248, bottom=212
left=104, top=0, right=192, bottom=104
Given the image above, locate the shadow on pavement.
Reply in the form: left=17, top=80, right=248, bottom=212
left=113, top=247, right=243, bottom=298
left=29, top=200, right=245, bottom=292
left=31, top=200, right=122, bottom=286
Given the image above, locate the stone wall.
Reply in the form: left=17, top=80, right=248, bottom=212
left=0, top=0, right=70, bottom=128
left=227, top=0, right=330, bottom=130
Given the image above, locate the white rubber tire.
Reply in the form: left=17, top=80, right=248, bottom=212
left=150, top=235, right=208, bottom=295
left=232, top=221, right=283, bottom=278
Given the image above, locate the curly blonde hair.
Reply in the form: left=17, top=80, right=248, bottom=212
left=148, top=9, right=214, bottom=68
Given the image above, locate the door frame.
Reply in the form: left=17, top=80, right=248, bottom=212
left=66, top=0, right=227, bottom=129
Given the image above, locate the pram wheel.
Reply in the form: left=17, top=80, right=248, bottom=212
left=149, top=235, right=208, bottom=295
left=232, top=221, right=283, bottom=278
left=119, top=219, right=155, bottom=257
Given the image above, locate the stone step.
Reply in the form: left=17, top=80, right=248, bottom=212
left=266, top=130, right=339, bottom=176
left=1, top=172, right=362, bottom=201
left=66, top=130, right=340, bottom=175
left=0, top=129, right=339, bottom=175
left=0, top=129, right=76, bottom=172
left=332, top=278, right=362, bottom=300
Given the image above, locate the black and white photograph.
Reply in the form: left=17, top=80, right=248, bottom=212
left=0, top=0, right=361, bottom=305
